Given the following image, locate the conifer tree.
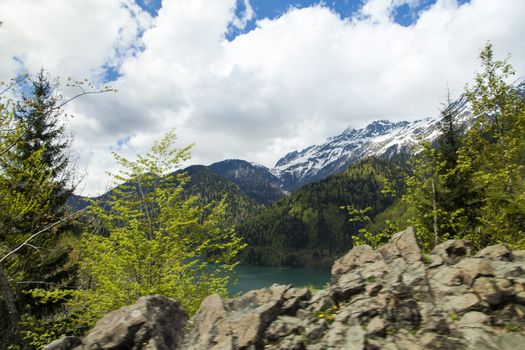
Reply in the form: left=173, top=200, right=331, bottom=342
left=0, top=71, right=76, bottom=349
left=14, top=69, right=73, bottom=211
left=405, top=43, right=525, bottom=250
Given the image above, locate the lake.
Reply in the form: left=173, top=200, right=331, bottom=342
left=228, top=265, right=330, bottom=296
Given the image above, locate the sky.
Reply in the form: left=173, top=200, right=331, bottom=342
left=0, top=0, right=524, bottom=196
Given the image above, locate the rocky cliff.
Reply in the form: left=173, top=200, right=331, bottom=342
left=45, top=228, right=525, bottom=350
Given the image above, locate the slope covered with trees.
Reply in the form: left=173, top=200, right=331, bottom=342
left=237, top=156, right=409, bottom=269
left=209, top=159, right=286, bottom=205
left=70, top=164, right=264, bottom=228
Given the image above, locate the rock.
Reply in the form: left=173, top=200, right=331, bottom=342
left=185, top=284, right=293, bottom=349
left=366, top=316, right=387, bottom=336
left=473, top=277, right=513, bottom=306
left=265, top=315, right=305, bottom=341
left=43, top=336, right=81, bottom=350
left=331, top=245, right=381, bottom=284
left=43, top=227, right=525, bottom=350
left=81, top=295, right=187, bottom=350
left=378, top=227, right=422, bottom=265
left=308, top=289, right=336, bottom=313
left=459, top=311, right=490, bottom=327
left=430, top=266, right=464, bottom=287
left=332, top=271, right=365, bottom=301
left=455, top=257, right=494, bottom=286
left=476, top=244, right=514, bottom=261
left=183, top=294, right=233, bottom=350
left=445, top=293, right=483, bottom=314
left=432, top=239, right=472, bottom=265
left=513, top=250, right=525, bottom=262
left=282, top=287, right=311, bottom=314
left=305, top=320, right=327, bottom=341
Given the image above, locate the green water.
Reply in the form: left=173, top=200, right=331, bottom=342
left=228, top=265, right=330, bottom=296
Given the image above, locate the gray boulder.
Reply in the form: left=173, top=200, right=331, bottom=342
left=51, top=295, right=188, bottom=350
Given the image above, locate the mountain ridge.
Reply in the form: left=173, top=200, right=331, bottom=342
left=71, top=114, right=467, bottom=207
left=273, top=117, right=443, bottom=190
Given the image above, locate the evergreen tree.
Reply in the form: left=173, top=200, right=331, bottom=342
left=405, top=43, right=525, bottom=250
left=14, top=69, right=73, bottom=210
left=0, top=71, right=77, bottom=349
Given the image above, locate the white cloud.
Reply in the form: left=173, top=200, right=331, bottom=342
left=1, top=0, right=524, bottom=195
left=231, top=0, right=255, bottom=30
left=0, top=0, right=152, bottom=81
left=359, top=0, right=423, bottom=23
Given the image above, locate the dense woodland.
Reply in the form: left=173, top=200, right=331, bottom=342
left=0, top=44, right=524, bottom=349
left=237, top=156, right=409, bottom=269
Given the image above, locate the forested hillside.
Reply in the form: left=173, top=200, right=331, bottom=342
left=69, top=165, right=264, bottom=227
left=209, top=159, right=286, bottom=205
left=177, top=165, right=263, bottom=225
left=237, top=156, right=409, bottom=269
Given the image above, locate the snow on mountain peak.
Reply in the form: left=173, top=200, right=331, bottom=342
left=273, top=116, right=443, bottom=191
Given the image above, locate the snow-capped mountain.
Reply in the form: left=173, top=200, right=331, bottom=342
left=208, top=112, right=473, bottom=196
left=274, top=117, right=444, bottom=191
left=70, top=115, right=469, bottom=209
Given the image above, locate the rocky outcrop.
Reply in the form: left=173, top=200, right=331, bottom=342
left=45, top=295, right=187, bottom=350
left=46, top=227, right=525, bottom=349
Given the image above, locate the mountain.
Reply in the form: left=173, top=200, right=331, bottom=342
left=177, top=165, right=264, bottom=225
left=237, top=156, right=409, bottom=269
left=68, top=165, right=264, bottom=227
left=274, top=118, right=442, bottom=191
left=70, top=114, right=471, bottom=222
left=208, top=159, right=286, bottom=205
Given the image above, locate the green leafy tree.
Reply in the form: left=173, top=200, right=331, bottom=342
left=67, top=130, right=245, bottom=328
left=460, top=43, right=525, bottom=248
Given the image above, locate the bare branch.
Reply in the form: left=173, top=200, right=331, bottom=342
left=0, top=87, right=114, bottom=157
left=0, top=208, right=86, bottom=264
left=0, top=75, right=28, bottom=96
left=14, top=280, right=60, bottom=286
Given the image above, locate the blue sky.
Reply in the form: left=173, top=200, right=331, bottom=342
left=135, top=0, right=472, bottom=37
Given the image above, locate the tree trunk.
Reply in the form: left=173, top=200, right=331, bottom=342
left=0, top=263, right=23, bottom=349
left=431, top=178, right=439, bottom=245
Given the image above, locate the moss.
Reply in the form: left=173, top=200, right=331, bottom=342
left=386, top=327, right=396, bottom=336
left=503, top=323, right=522, bottom=332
